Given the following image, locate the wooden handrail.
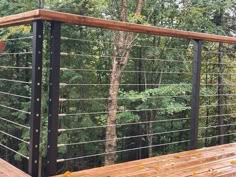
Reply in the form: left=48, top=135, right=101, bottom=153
left=0, top=10, right=40, bottom=27
left=0, top=9, right=236, bottom=44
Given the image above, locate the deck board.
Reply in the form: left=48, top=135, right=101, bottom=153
left=0, top=159, right=30, bottom=177
left=53, top=143, right=236, bottom=177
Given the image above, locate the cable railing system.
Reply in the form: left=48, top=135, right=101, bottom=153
left=0, top=35, right=33, bottom=174
left=0, top=35, right=32, bottom=155
left=0, top=9, right=236, bottom=177
left=55, top=32, right=236, bottom=173
left=0, top=20, right=43, bottom=177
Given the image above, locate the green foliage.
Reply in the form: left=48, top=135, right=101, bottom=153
left=119, top=84, right=191, bottom=114
left=0, top=0, right=37, bottom=16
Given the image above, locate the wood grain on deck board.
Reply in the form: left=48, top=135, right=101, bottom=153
left=0, top=159, right=30, bottom=177
left=53, top=143, right=236, bottom=177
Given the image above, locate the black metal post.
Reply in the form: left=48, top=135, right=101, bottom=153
left=189, top=40, right=202, bottom=150
left=28, top=20, right=44, bottom=177
left=46, top=21, right=61, bottom=176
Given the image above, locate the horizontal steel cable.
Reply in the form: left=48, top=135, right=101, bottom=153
left=0, top=52, right=32, bottom=55
left=0, top=66, right=32, bottom=70
left=0, top=91, right=31, bottom=99
left=58, top=129, right=190, bottom=147
left=0, top=130, right=29, bottom=144
left=59, top=117, right=236, bottom=132
left=61, top=37, right=236, bottom=56
left=60, top=68, right=192, bottom=75
left=199, top=123, right=236, bottom=130
left=3, top=36, right=32, bottom=41
left=59, top=94, right=192, bottom=102
left=59, top=103, right=236, bottom=117
left=58, top=106, right=191, bottom=117
left=58, top=117, right=190, bottom=132
left=0, top=116, right=30, bottom=129
left=57, top=139, right=190, bottom=162
left=59, top=83, right=191, bottom=86
left=0, top=143, right=29, bottom=159
left=201, top=61, right=236, bottom=65
left=198, top=132, right=236, bottom=140
left=60, top=52, right=193, bottom=63
left=0, top=78, right=31, bottom=84
left=199, top=103, right=236, bottom=108
left=199, top=112, right=236, bottom=118
left=61, top=37, right=192, bottom=51
left=0, top=104, right=30, bottom=114
left=59, top=94, right=236, bottom=102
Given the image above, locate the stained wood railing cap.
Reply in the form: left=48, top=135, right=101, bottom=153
left=0, top=9, right=236, bottom=44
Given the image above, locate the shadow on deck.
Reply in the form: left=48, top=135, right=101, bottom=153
left=53, top=143, right=236, bottom=177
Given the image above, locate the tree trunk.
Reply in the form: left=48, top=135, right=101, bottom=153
left=104, top=64, right=121, bottom=165
left=104, top=0, right=144, bottom=166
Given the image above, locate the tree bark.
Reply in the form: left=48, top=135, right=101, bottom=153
left=104, top=0, right=144, bottom=166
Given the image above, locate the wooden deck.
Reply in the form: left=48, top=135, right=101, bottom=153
left=0, top=159, right=30, bottom=177
left=53, top=143, right=236, bottom=177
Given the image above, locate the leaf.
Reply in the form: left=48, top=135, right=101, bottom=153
left=138, top=166, right=145, bottom=169
left=63, top=171, right=72, bottom=177
left=230, top=160, right=236, bottom=165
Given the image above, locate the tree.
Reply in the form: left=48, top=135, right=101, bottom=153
left=104, top=0, right=144, bottom=165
